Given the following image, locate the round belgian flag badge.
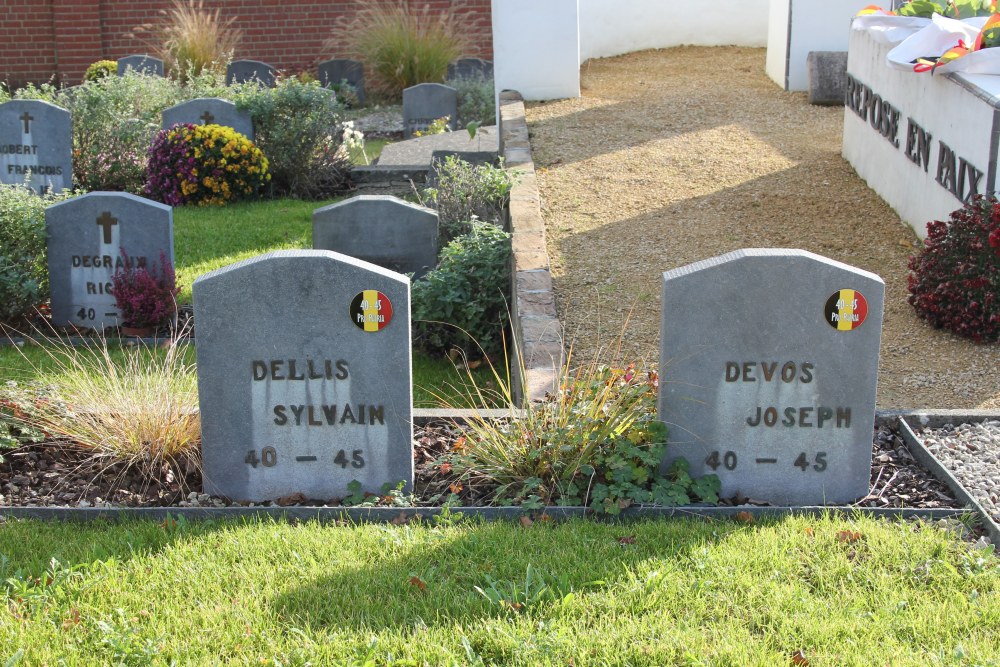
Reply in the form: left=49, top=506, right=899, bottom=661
left=351, top=290, right=393, bottom=332
left=824, top=289, right=868, bottom=331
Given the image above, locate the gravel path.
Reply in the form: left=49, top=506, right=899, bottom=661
left=526, top=46, right=999, bottom=410
left=921, top=421, right=1000, bottom=525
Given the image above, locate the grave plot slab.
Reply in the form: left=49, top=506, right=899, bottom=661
left=312, top=195, right=438, bottom=278
left=45, top=192, right=174, bottom=330
left=193, top=250, right=413, bottom=502
left=161, top=98, right=254, bottom=139
left=0, top=99, right=72, bottom=194
left=659, top=248, right=885, bottom=506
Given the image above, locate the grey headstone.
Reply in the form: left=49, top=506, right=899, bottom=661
left=117, top=55, right=164, bottom=77
left=45, top=192, right=174, bottom=330
left=659, top=249, right=884, bottom=506
left=402, top=83, right=458, bottom=139
left=447, top=58, right=493, bottom=80
left=162, top=98, right=254, bottom=140
left=193, top=250, right=413, bottom=502
left=312, top=195, right=438, bottom=279
left=807, top=51, right=849, bottom=106
left=317, top=58, right=366, bottom=106
left=0, top=100, right=72, bottom=194
left=227, top=60, right=277, bottom=87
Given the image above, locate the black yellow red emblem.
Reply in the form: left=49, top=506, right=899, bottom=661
left=824, top=289, right=868, bottom=331
left=350, top=290, right=393, bottom=331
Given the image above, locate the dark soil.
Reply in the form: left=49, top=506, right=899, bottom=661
left=0, top=423, right=963, bottom=511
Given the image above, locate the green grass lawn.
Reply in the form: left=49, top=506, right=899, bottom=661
left=0, top=514, right=996, bottom=665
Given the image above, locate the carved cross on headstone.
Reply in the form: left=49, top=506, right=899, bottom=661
left=200, top=111, right=215, bottom=124
left=20, top=112, right=33, bottom=134
left=96, top=211, right=118, bottom=244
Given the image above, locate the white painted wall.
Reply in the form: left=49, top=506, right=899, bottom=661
left=767, top=0, right=877, bottom=90
left=579, top=0, right=769, bottom=62
left=843, top=27, right=1000, bottom=238
left=491, top=0, right=580, bottom=102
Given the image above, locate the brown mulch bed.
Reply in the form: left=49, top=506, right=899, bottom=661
left=0, top=424, right=962, bottom=511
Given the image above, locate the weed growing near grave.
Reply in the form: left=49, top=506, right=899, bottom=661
left=422, top=155, right=516, bottom=243
left=908, top=194, right=1000, bottom=342
left=234, top=77, right=351, bottom=198
left=83, top=60, right=117, bottom=83
left=327, top=0, right=466, bottom=101
left=0, top=330, right=200, bottom=490
left=145, top=123, right=269, bottom=206
left=136, top=0, right=242, bottom=82
left=443, top=344, right=720, bottom=513
left=0, top=184, right=78, bottom=325
left=109, top=250, right=180, bottom=329
left=412, top=221, right=511, bottom=362
left=448, top=73, right=496, bottom=127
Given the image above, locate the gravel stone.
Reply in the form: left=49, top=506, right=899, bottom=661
left=921, top=420, right=1000, bottom=525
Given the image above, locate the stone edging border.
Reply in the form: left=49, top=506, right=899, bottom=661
left=498, top=90, right=564, bottom=404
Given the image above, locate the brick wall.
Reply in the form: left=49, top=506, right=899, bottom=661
left=2, top=0, right=493, bottom=90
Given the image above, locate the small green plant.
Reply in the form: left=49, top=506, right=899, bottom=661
left=95, top=608, right=166, bottom=665
left=0, top=184, right=78, bottom=324
left=0, top=331, right=200, bottom=490
left=474, top=564, right=581, bottom=614
left=83, top=60, right=117, bottom=83
left=135, top=0, right=242, bottom=82
left=908, top=194, right=1000, bottom=342
left=445, top=345, right=720, bottom=514
left=234, top=77, right=351, bottom=198
left=422, top=155, right=516, bottom=243
left=411, top=221, right=511, bottom=362
left=327, top=0, right=466, bottom=101
left=448, top=73, right=496, bottom=127
left=412, top=116, right=451, bottom=137
left=145, top=122, right=270, bottom=206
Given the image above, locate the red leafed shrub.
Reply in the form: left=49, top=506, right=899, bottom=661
left=109, top=250, right=180, bottom=329
left=907, top=195, right=1000, bottom=342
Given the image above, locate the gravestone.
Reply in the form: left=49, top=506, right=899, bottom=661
left=447, top=58, right=493, bottom=80
left=193, top=250, right=412, bottom=502
left=117, top=55, right=164, bottom=77
left=402, top=83, right=458, bottom=138
left=226, top=60, right=277, bottom=87
left=45, top=192, right=174, bottom=330
left=162, top=98, right=254, bottom=139
left=659, top=249, right=884, bottom=506
left=807, top=51, right=848, bottom=106
left=313, top=196, right=438, bottom=278
left=317, top=58, right=366, bottom=106
left=0, top=100, right=72, bottom=194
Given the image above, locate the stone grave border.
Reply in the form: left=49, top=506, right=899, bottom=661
left=0, top=410, right=997, bottom=529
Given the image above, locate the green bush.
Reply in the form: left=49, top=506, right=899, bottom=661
left=327, top=0, right=465, bottom=101
left=424, top=155, right=515, bottom=243
left=448, top=73, right=495, bottom=127
left=83, top=60, right=117, bottom=83
left=412, top=221, right=511, bottom=361
left=235, top=77, right=351, bottom=198
left=0, top=185, right=78, bottom=324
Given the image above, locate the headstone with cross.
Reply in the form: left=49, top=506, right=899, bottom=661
left=45, top=192, right=174, bottom=330
left=193, top=250, right=413, bottom=502
left=161, top=98, right=254, bottom=140
left=0, top=99, right=72, bottom=194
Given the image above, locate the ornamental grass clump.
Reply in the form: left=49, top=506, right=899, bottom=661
left=908, top=194, right=1000, bottom=342
left=135, top=0, right=242, bottom=82
left=0, top=331, right=200, bottom=491
left=145, top=123, right=269, bottom=206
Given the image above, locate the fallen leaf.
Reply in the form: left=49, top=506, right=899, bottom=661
left=837, top=530, right=863, bottom=543
left=391, top=512, right=409, bottom=525
left=735, top=511, right=754, bottom=524
left=804, top=527, right=814, bottom=536
left=409, top=576, right=427, bottom=592
left=449, top=482, right=463, bottom=494
left=617, top=536, right=637, bottom=545
left=452, top=436, right=467, bottom=453
left=160, top=517, right=176, bottom=530
left=62, top=607, right=80, bottom=630
left=791, top=649, right=809, bottom=665
left=467, top=359, right=482, bottom=370
left=439, top=461, right=452, bottom=474
left=276, top=492, right=306, bottom=507
left=520, top=515, right=533, bottom=528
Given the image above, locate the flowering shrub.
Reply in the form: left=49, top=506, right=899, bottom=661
left=908, top=195, right=1000, bottom=342
left=145, top=123, right=269, bottom=206
left=83, top=60, right=117, bottom=82
left=109, top=250, right=180, bottom=329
